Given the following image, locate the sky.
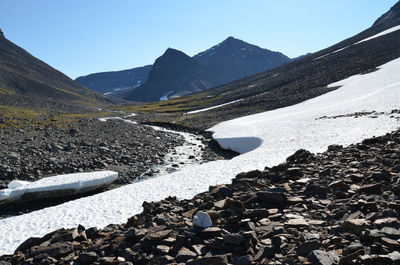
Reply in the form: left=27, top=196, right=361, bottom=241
left=0, top=0, right=397, bottom=79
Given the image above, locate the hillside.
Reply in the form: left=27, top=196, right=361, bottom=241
left=0, top=30, right=114, bottom=111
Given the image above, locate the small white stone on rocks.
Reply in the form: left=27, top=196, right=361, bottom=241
left=193, top=211, right=212, bottom=228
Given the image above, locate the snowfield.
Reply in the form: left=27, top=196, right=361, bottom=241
left=0, top=57, right=399, bottom=255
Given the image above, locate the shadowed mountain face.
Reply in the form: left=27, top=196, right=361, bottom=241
left=116, top=48, right=213, bottom=102
left=75, top=65, right=152, bottom=94
left=77, top=37, right=290, bottom=102
left=0, top=31, right=111, bottom=107
left=193, top=36, right=290, bottom=86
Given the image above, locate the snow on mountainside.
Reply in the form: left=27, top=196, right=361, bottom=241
left=356, top=24, right=400, bottom=43
left=0, top=56, right=399, bottom=255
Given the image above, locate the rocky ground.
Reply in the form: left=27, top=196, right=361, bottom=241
left=0, top=118, right=236, bottom=217
left=1, top=129, right=399, bottom=264
left=0, top=119, right=182, bottom=189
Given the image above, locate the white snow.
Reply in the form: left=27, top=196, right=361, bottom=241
left=0, top=171, right=118, bottom=204
left=356, top=25, right=400, bottom=44
left=160, top=90, right=174, bottom=101
left=316, top=25, right=400, bottom=61
left=314, top=46, right=349, bottom=60
left=186, top=99, right=244, bottom=114
left=1, top=57, right=400, bottom=255
left=98, top=116, right=137, bottom=124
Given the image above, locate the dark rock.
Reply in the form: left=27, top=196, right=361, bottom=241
left=254, top=245, right=274, bottom=261
left=256, top=191, right=287, bottom=207
left=296, top=240, right=320, bottom=257
left=175, top=247, right=197, bottom=263
left=28, top=242, right=73, bottom=259
left=308, top=250, right=340, bottom=265
left=78, top=252, right=98, bottom=264
left=186, top=255, right=228, bottom=265
left=223, top=233, right=246, bottom=246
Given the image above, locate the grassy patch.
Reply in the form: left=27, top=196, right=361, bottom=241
left=0, top=105, right=114, bottom=128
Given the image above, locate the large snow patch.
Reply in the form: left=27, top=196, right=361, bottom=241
left=0, top=58, right=399, bottom=255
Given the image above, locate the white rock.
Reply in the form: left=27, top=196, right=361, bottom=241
left=193, top=211, right=212, bottom=228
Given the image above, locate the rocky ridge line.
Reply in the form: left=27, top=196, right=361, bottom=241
left=1, top=130, right=400, bottom=264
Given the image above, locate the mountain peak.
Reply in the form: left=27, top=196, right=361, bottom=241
left=161, top=48, right=190, bottom=59
left=0, top=28, right=4, bottom=38
left=225, top=36, right=237, bottom=41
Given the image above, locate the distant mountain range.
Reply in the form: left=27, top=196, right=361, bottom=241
left=75, top=37, right=290, bottom=102
left=75, top=65, right=152, bottom=95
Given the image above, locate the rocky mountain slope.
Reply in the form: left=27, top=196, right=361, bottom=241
left=75, top=65, right=152, bottom=94
left=2, top=129, right=399, bottom=264
left=193, top=36, right=289, bottom=87
left=77, top=37, right=290, bottom=102
left=0, top=30, right=113, bottom=109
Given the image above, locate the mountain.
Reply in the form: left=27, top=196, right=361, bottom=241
left=77, top=37, right=290, bottom=102
left=0, top=29, right=111, bottom=109
left=75, top=65, right=152, bottom=94
left=193, top=36, right=290, bottom=86
left=116, top=48, right=212, bottom=102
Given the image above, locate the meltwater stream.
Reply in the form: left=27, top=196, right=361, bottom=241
left=99, top=113, right=206, bottom=178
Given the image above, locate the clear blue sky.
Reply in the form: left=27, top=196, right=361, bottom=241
left=0, top=0, right=397, bottom=79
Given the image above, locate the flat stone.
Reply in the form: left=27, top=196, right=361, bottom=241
left=382, top=227, right=400, bottom=238
left=200, top=227, right=222, bottom=238
left=223, top=233, right=246, bottom=246
left=381, top=237, right=400, bottom=248
left=78, top=252, right=98, bottom=264
left=147, top=229, right=172, bottom=241
left=342, top=219, right=368, bottom=234
left=256, top=191, right=287, bottom=207
left=175, top=247, right=197, bottom=263
left=358, top=183, right=382, bottom=194
left=285, top=218, right=309, bottom=226
left=186, top=255, right=228, bottom=265
left=374, top=218, right=399, bottom=227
